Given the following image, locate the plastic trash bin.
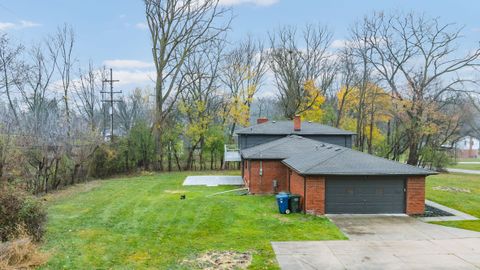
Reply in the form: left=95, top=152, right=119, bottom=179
left=276, top=192, right=290, bottom=214
left=289, top=194, right=301, bottom=213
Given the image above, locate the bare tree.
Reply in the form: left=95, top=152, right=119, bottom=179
left=144, top=0, right=231, bottom=170
left=180, top=40, right=224, bottom=170
left=75, top=62, right=100, bottom=131
left=0, top=34, right=24, bottom=123
left=269, top=24, right=335, bottom=119
left=335, top=46, right=358, bottom=128
left=222, top=36, right=268, bottom=135
left=356, top=11, right=480, bottom=164
left=117, top=88, right=147, bottom=134
left=49, top=24, right=75, bottom=138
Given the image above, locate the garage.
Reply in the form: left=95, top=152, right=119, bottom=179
left=325, top=176, right=406, bottom=214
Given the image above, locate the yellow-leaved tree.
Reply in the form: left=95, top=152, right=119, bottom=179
left=337, top=83, right=392, bottom=153
left=299, top=80, right=326, bottom=122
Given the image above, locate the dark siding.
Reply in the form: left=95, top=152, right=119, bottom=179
left=239, top=134, right=353, bottom=150
left=239, top=135, right=284, bottom=149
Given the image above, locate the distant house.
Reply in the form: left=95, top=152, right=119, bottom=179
left=237, top=116, right=436, bottom=215
left=454, top=136, right=480, bottom=159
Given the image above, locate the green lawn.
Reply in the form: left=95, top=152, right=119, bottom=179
left=449, top=163, right=480, bottom=170
left=41, top=171, right=345, bottom=269
left=455, top=157, right=480, bottom=162
left=426, top=173, right=480, bottom=232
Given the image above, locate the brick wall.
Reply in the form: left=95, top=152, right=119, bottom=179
left=288, top=172, right=325, bottom=214
left=243, top=160, right=250, bottom=187
left=406, top=176, right=425, bottom=215
left=247, top=160, right=289, bottom=194
left=289, top=170, right=305, bottom=209
left=305, top=176, right=325, bottom=215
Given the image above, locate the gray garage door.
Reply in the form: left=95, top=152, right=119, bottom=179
left=325, top=176, right=405, bottom=214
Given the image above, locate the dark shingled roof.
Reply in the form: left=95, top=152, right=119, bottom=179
left=282, top=143, right=436, bottom=176
left=241, top=135, right=320, bottom=159
left=235, top=121, right=355, bottom=135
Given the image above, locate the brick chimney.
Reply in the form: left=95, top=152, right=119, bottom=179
left=294, top=115, right=301, bottom=131
left=257, top=117, right=268, bottom=124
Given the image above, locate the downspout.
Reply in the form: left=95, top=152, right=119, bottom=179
left=303, top=176, right=307, bottom=214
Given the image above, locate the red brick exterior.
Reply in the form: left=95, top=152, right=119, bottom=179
left=289, top=170, right=305, bottom=208
left=287, top=171, right=325, bottom=215
left=406, top=176, right=425, bottom=215
left=294, top=115, right=301, bottom=131
left=305, top=176, right=325, bottom=215
left=246, top=160, right=289, bottom=194
left=257, top=117, right=268, bottom=124
left=243, top=160, right=250, bottom=187
left=246, top=160, right=426, bottom=216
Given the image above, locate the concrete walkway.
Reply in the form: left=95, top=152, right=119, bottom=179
left=272, top=216, right=480, bottom=269
left=421, top=200, right=478, bottom=222
left=182, top=175, right=243, bottom=186
left=446, top=168, right=480, bottom=174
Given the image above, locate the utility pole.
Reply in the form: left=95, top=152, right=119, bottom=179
left=101, top=68, right=122, bottom=141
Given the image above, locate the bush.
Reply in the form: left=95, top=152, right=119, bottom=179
left=0, top=186, right=46, bottom=242
left=0, top=236, right=48, bottom=269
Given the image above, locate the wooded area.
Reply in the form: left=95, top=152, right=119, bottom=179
left=1, top=0, right=479, bottom=195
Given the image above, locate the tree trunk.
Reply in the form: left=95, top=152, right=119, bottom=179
left=168, top=141, right=172, bottom=172
left=210, top=150, right=214, bottom=170
left=173, top=147, right=182, bottom=171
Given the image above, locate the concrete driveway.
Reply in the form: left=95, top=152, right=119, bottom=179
left=272, top=215, right=480, bottom=269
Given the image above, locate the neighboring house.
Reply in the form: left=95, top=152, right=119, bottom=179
left=454, top=136, right=480, bottom=159
left=235, top=116, right=355, bottom=149
left=238, top=118, right=436, bottom=215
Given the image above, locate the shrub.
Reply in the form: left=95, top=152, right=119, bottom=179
left=0, top=235, right=48, bottom=269
left=0, top=186, right=47, bottom=242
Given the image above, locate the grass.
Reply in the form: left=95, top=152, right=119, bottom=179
left=455, top=157, right=480, bottom=162
left=449, top=163, right=480, bottom=170
left=426, top=172, right=480, bottom=232
left=41, top=171, right=345, bottom=269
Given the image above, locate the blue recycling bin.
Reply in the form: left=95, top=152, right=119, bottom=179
left=276, top=193, right=290, bottom=214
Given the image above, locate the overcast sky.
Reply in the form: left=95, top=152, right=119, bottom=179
left=1, top=0, right=479, bottom=94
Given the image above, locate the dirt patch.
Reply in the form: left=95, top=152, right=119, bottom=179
left=274, top=214, right=293, bottom=223
left=164, top=190, right=187, bottom=194
left=0, top=237, right=49, bottom=269
left=432, top=186, right=471, bottom=193
left=41, top=181, right=103, bottom=203
left=182, top=251, right=252, bottom=270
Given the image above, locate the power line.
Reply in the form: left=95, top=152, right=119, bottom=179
left=101, top=68, right=122, bottom=141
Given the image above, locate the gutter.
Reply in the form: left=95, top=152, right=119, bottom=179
left=303, top=176, right=307, bottom=214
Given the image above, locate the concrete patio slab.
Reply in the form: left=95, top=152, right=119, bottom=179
left=272, top=216, right=480, bottom=269
left=327, top=215, right=480, bottom=240
left=182, top=175, right=243, bottom=186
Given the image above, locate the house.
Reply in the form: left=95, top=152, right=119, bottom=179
left=238, top=118, right=436, bottom=215
left=454, top=136, right=480, bottom=159
left=236, top=116, right=355, bottom=149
